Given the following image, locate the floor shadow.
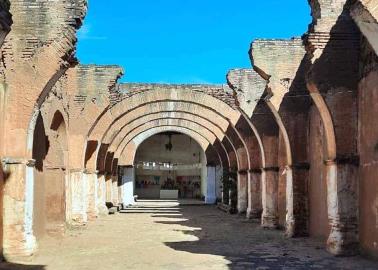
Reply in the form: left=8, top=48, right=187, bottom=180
left=153, top=205, right=378, bottom=270
left=0, top=261, right=45, bottom=270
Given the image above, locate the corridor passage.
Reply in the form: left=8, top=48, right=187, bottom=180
left=1, top=201, right=377, bottom=270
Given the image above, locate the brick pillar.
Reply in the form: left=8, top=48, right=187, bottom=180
left=261, top=167, right=279, bottom=229
left=237, top=171, right=248, bottom=213
left=205, top=165, right=217, bottom=204
left=247, top=169, right=262, bottom=219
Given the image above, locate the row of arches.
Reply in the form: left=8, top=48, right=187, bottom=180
left=1, top=0, right=377, bottom=261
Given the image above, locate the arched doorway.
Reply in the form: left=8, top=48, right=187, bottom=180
left=32, top=111, right=67, bottom=240
left=131, top=132, right=208, bottom=201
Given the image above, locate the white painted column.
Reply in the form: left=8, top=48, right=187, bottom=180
left=2, top=159, right=37, bottom=257
left=205, top=166, right=216, bottom=204
left=112, top=175, right=119, bottom=206
left=215, top=165, right=222, bottom=200
left=326, top=160, right=359, bottom=256
left=121, top=166, right=135, bottom=207
left=285, top=166, right=295, bottom=237
left=96, top=174, right=108, bottom=216
left=85, top=172, right=98, bottom=220
left=68, top=170, right=88, bottom=226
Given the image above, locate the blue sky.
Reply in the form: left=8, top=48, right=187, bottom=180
left=77, top=0, right=311, bottom=84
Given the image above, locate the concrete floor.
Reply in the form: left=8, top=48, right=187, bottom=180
left=1, top=200, right=378, bottom=270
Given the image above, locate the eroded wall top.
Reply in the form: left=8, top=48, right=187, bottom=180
left=111, top=83, right=238, bottom=109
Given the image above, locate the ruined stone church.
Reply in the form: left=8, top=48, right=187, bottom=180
left=0, top=0, right=378, bottom=268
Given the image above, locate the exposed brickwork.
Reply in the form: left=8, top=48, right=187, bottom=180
left=111, top=83, right=237, bottom=109
left=227, top=69, right=266, bottom=117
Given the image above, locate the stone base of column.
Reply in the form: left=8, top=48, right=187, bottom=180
left=246, top=208, right=262, bottom=220
left=261, top=214, right=279, bottom=229
left=327, top=222, right=359, bottom=256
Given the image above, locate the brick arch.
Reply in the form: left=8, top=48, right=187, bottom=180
left=88, top=88, right=241, bottom=142
left=113, top=118, right=239, bottom=169
left=101, top=102, right=229, bottom=144
left=306, top=81, right=345, bottom=255
left=113, top=117, right=236, bottom=169
left=97, top=102, right=250, bottom=170
left=85, top=89, right=252, bottom=175
left=116, top=124, right=228, bottom=168
left=108, top=112, right=226, bottom=153
left=307, top=83, right=337, bottom=161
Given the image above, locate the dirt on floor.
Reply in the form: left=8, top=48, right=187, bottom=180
left=1, top=200, right=378, bottom=270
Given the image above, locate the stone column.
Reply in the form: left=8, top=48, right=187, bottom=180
left=85, top=171, right=98, bottom=221
left=261, top=167, right=279, bottom=229
left=326, top=159, right=359, bottom=256
left=205, top=165, right=216, bottom=204
left=68, top=169, right=88, bottom=226
left=121, top=166, right=135, bottom=207
left=96, top=174, right=108, bottom=216
left=247, top=169, right=263, bottom=219
left=2, top=158, right=36, bottom=258
left=112, top=175, right=119, bottom=206
left=237, top=171, right=248, bottom=213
